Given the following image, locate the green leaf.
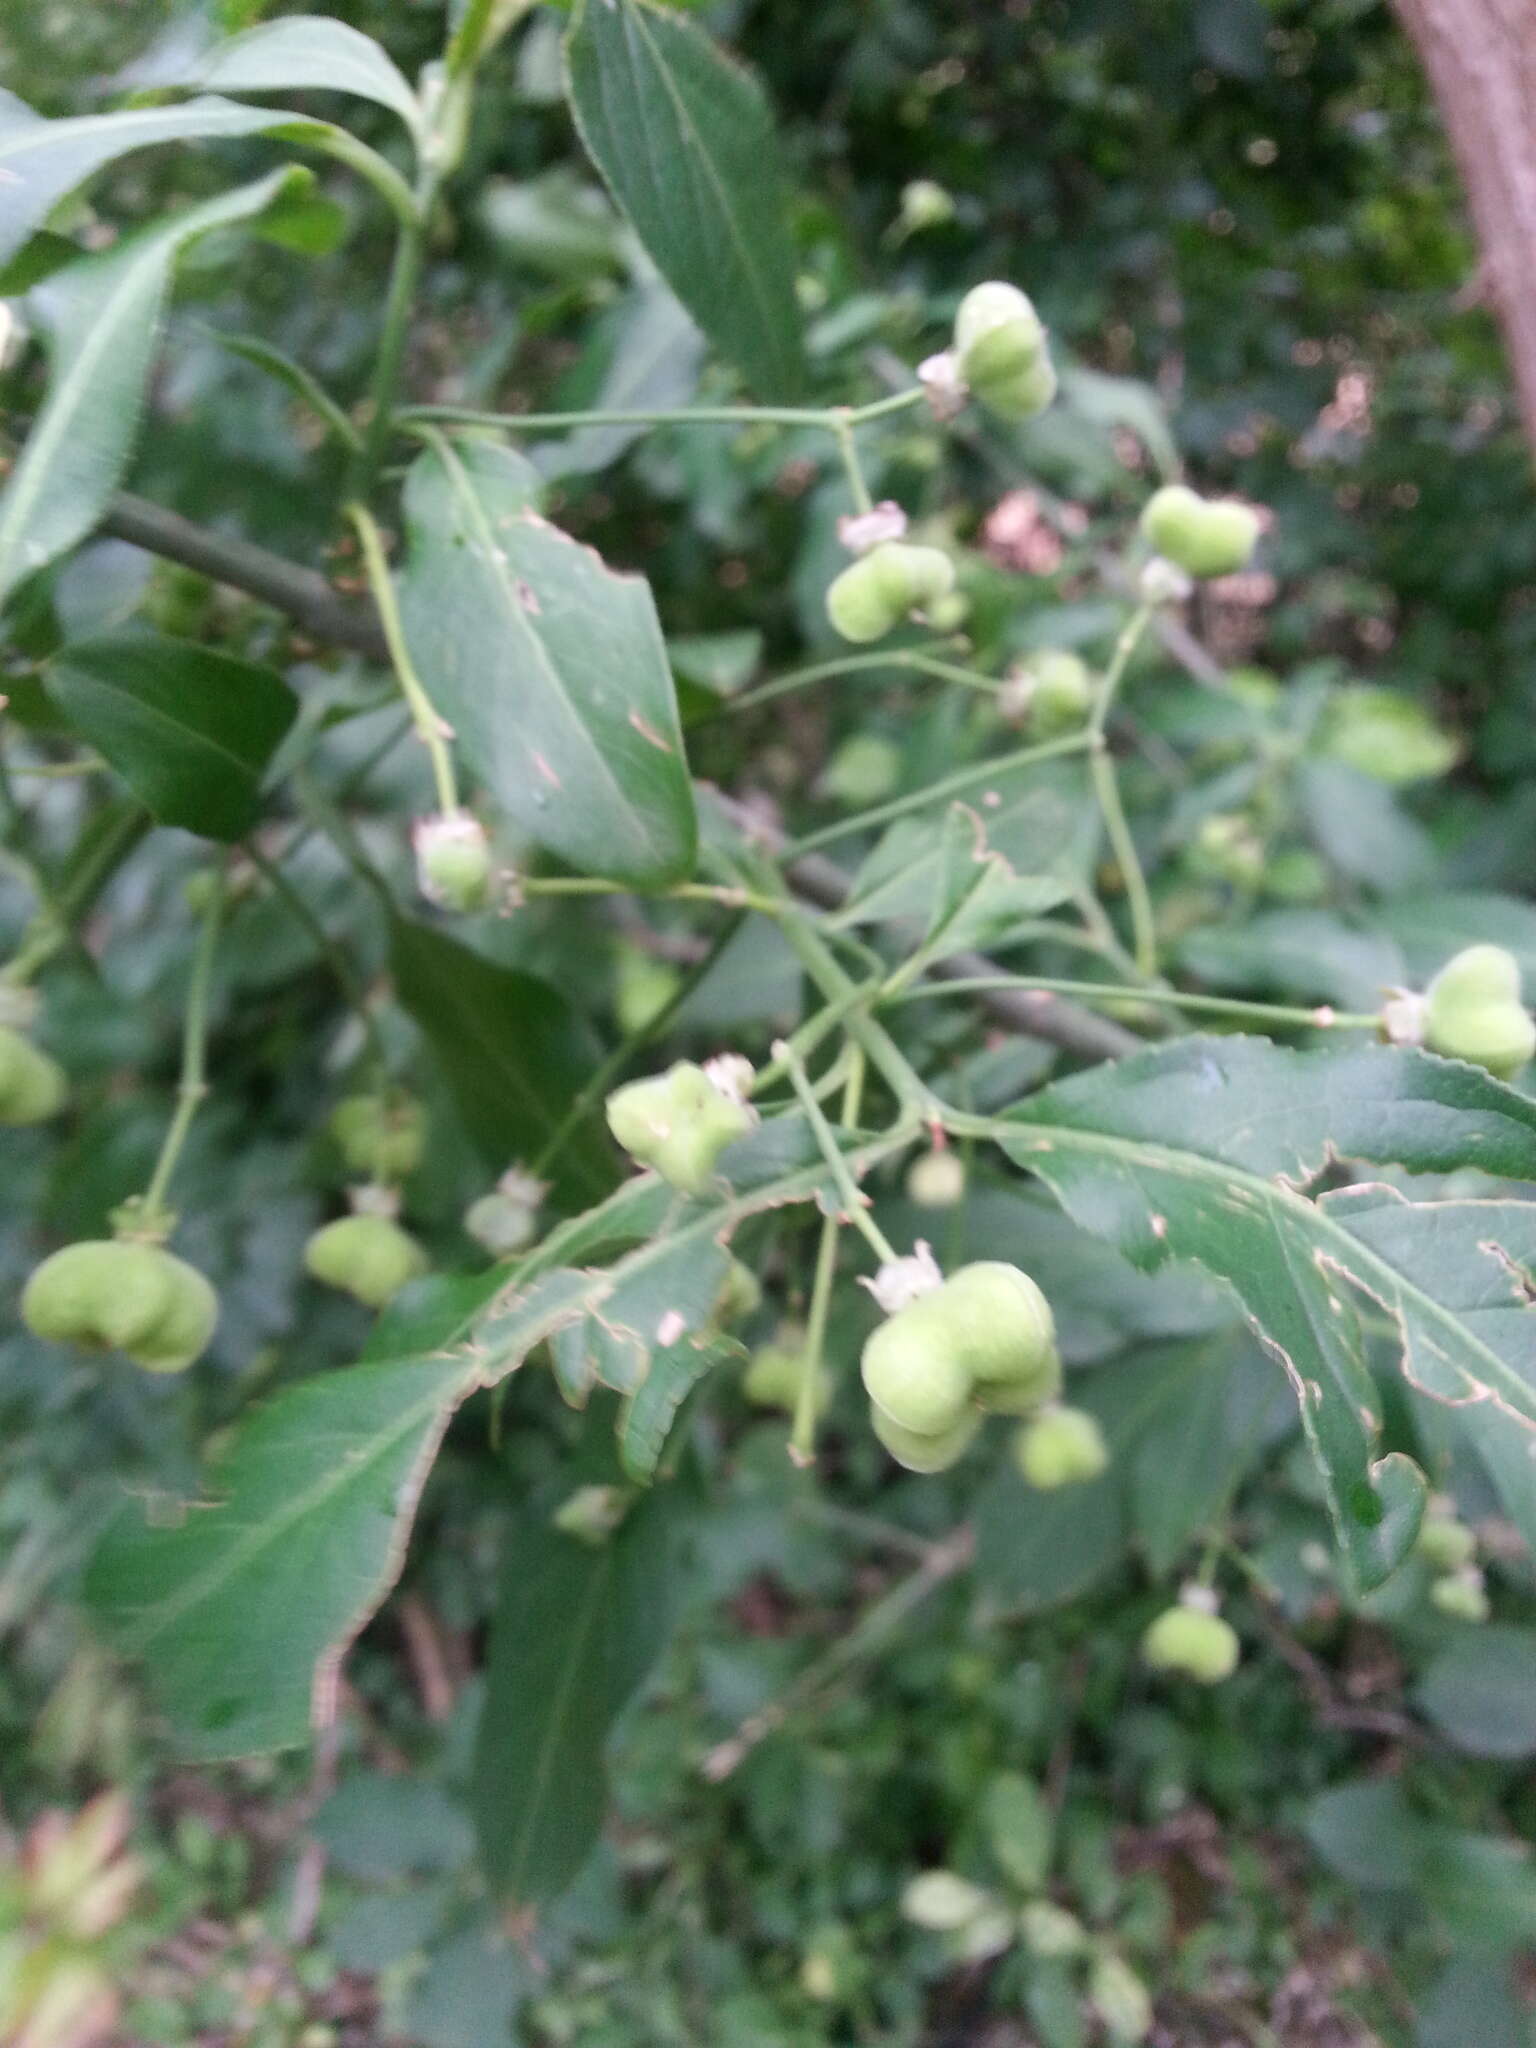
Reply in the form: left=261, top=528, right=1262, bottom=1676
left=84, top=1354, right=478, bottom=1757
left=0, top=91, right=314, bottom=267
left=398, top=437, right=698, bottom=886
left=205, top=328, right=362, bottom=451
left=618, top=1327, right=739, bottom=1480
left=390, top=918, right=612, bottom=1208
left=999, top=1038, right=1536, bottom=1585
left=1415, top=1627, right=1536, bottom=1760
left=1375, top=891, right=1536, bottom=989
left=832, top=765, right=1094, bottom=932
left=0, top=168, right=304, bottom=610
left=45, top=632, right=298, bottom=841
left=474, top=1485, right=680, bottom=1904
left=1177, top=909, right=1405, bottom=1012
left=168, top=16, right=422, bottom=139
left=563, top=0, right=805, bottom=399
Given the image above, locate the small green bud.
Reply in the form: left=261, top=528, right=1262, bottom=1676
left=1430, top=1566, right=1490, bottom=1623
left=825, top=541, right=956, bottom=644
left=1089, top=1950, right=1155, bottom=2046
left=1140, top=483, right=1261, bottom=579
left=1014, top=1404, right=1109, bottom=1488
left=1019, top=1901, right=1087, bottom=1958
left=464, top=1168, right=545, bottom=1257
left=1000, top=650, right=1093, bottom=735
left=329, top=1094, right=427, bottom=1181
left=1415, top=1511, right=1476, bottom=1574
left=551, top=1483, right=630, bottom=1544
left=905, top=1148, right=966, bottom=1208
left=22, top=1239, right=218, bottom=1373
left=1191, top=812, right=1265, bottom=889
left=1141, top=1599, right=1240, bottom=1684
left=605, top=1057, right=757, bottom=1196
left=413, top=812, right=495, bottom=913
left=870, top=1399, right=980, bottom=1472
left=1424, top=944, right=1535, bottom=1079
left=900, top=1870, right=991, bottom=1931
left=304, top=1214, right=428, bottom=1308
left=0, top=1023, right=68, bottom=1126
left=1263, top=847, right=1330, bottom=903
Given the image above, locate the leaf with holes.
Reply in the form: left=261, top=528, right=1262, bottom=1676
left=84, top=1354, right=479, bottom=1758
left=45, top=633, right=297, bottom=840
left=996, top=1038, right=1536, bottom=1587
left=398, top=437, right=697, bottom=886
left=0, top=168, right=305, bottom=609
left=564, top=0, right=804, bottom=399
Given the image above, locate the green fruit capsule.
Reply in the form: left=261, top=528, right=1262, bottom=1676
left=1139, top=484, right=1261, bottom=579
left=1415, top=1512, right=1476, bottom=1573
left=870, top=1399, right=980, bottom=1473
left=413, top=812, right=494, bottom=913
left=1424, top=944, right=1536, bottom=1079
left=861, top=1311, right=972, bottom=1436
left=1429, top=1569, right=1490, bottom=1623
left=605, top=1059, right=756, bottom=1196
left=821, top=733, right=902, bottom=806
left=713, top=1257, right=763, bottom=1329
left=1004, top=650, right=1093, bottom=735
left=1014, top=1404, right=1109, bottom=1488
left=1141, top=1603, right=1240, bottom=1684
left=905, top=1148, right=966, bottom=1208
left=953, top=281, right=1055, bottom=420
left=930, top=1261, right=1060, bottom=1408
left=0, top=1023, right=69, bottom=1126
left=330, top=1094, right=427, bottom=1181
left=825, top=541, right=956, bottom=644
left=22, top=1240, right=218, bottom=1373
left=304, top=1215, right=428, bottom=1309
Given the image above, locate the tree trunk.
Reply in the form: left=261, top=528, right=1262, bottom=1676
left=1394, top=0, right=1536, bottom=450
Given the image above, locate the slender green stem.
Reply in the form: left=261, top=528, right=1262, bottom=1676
left=888, top=973, right=1376, bottom=1032
left=1, top=802, right=147, bottom=987
left=832, top=414, right=873, bottom=514
left=772, top=899, right=934, bottom=1116
left=349, top=172, right=438, bottom=498
left=310, top=129, right=419, bottom=231
left=713, top=642, right=970, bottom=720
left=1085, top=600, right=1158, bottom=978
left=787, top=729, right=1093, bottom=857
left=6, top=758, right=105, bottom=780
left=777, top=1039, right=895, bottom=1268
left=526, top=916, right=745, bottom=1182
left=244, top=843, right=391, bottom=1077
left=139, top=869, right=227, bottom=1227
left=516, top=875, right=786, bottom=918
left=345, top=501, right=458, bottom=816
left=752, top=975, right=890, bottom=1097
left=1090, top=740, right=1158, bottom=981
left=399, top=387, right=929, bottom=438
left=791, top=1050, right=869, bottom=1462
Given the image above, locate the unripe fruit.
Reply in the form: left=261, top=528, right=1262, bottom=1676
left=0, top=1023, right=68, bottom=1125
left=413, top=812, right=494, bottom=913
left=1141, top=1603, right=1240, bottom=1684
left=304, top=1215, right=427, bottom=1308
left=905, top=1148, right=966, bottom=1208
left=953, top=282, right=1056, bottom=420
left=464, top=1188, right=538, bottom=1257
left=1191, top=812, right=1265, bottom=889
left=1423, top=944, right=1535, bottom=1079
left=713, top=1257, right=762, bottom=1328
left=1014, top=1404, right=1109, bottom=1488
left=745, top=1329, right=831, bottom=1415
left=1415, top=1512, right=1475, bottom=1573
left=614, top=947, right=682, bottom=1037
left=330, top=1094, right=427, bottom=1181
left=1430, top=1567, right=1490, bottom=1623
left=605, top=1059, right=756, bottom=1196
left=870, top=1399, right=980, bottom=1472
left=825, top=541, right=956, bottom=644
left=861, top=1315, right=972, bottom=1436
left=927, top=1261, right=1060, bottom=1405
left=1002, top=650, right=1093, bottom=735
left=22, top=1240, right=218, bottom=1372
left=821, top=733, right=902, bottom=806
left=1140, top=484, right=1261, bottom=579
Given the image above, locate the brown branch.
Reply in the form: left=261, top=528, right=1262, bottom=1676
left=93, top=492, right=1138, bottom=1061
